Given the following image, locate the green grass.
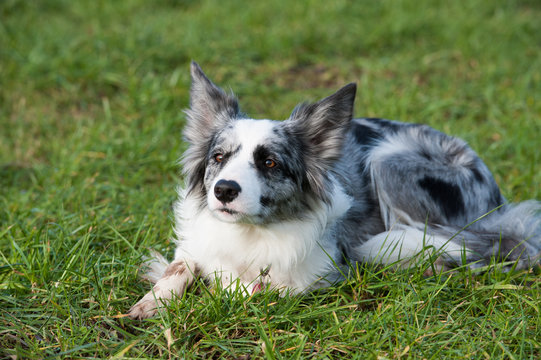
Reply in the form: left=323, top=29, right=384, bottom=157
left=1, top=0, right=540, bottom=358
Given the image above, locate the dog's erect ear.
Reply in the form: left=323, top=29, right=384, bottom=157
left=184, top=62, right=240, bottom=144
left=286, top=83, right=357, bottom=201
left=182, top=62, right=241, bottom=196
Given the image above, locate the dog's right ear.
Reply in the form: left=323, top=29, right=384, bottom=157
left=182, top=62, right=240, bottom=196
left=184, top=62, right=240, bottom=143
left=286, top=83, right=357, bottom=202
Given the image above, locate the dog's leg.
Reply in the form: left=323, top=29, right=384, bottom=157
left=354, top=226, right=466, bottom=266
left=129, top=259, right=198, bottom=319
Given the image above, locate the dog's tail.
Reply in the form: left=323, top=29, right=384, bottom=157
left=447, top=200, right=541, bottom=269
left=139, top=250, right=170, bottom=283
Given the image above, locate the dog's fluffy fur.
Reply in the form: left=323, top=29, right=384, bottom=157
left=129, top=62, right=541, bottom=319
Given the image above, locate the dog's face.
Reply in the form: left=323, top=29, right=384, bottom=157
left=182, top=62, right=357, bottom=224
left=203, top=119, right=307, bottom=223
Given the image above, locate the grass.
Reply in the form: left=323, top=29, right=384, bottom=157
left=0, top=0, right=540, bottom=358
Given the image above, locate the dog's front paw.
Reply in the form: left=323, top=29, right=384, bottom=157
left=128, top=259, right=198, bottom=319
left=128, top=294, right=162, bottom=320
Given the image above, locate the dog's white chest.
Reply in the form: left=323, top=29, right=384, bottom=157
left=172, top=193, right=345, bottom=292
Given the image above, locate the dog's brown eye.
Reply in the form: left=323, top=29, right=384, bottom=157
left=215, top=154, right=224, bottom=163
left=265, top=159, right=276, bottom=168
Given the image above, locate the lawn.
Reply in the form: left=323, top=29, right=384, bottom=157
left=1, top=0, right=540, bottom=358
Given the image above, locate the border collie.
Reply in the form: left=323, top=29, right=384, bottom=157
left=129, top=62, right=540, bottom=319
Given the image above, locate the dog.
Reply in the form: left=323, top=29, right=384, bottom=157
left=129, top=62, right=541, bottom=319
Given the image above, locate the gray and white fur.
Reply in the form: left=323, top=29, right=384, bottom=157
left=129, top=62, right=541, bottom=319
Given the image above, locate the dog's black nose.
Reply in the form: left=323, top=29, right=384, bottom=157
left=214, top=180, right=241, bottom=204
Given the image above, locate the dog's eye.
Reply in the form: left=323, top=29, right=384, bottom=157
left=214, top=154, right=224, bottom=163
left=264, top=159, right=277, bottom=168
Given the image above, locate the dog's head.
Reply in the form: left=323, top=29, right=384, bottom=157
left=182, top=62, right=356, bottom=224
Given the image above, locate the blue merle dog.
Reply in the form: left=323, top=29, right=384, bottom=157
left=129, top=62, right=540, bottom=319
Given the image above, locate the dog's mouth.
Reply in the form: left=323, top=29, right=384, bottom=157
left=213, top=206, right=265, bottom=225
left=219, top=207, right=238, bottom=215
left=214, top=207, right=244, bottom=223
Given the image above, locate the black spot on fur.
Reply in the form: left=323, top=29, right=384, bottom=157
left=352, top=123, right=381, bottom=146
left=260, top=196, right=272, bottom=207
left=418, top=176, right=465, bottom=219
left=489, top=190, right=504, bottom=208
left=471, top=167, right=484, bottom=183
left=253, top=145, right=276, bottom=175
left=253, top=144, right=299, bottom=182
left=419, top=149, right=433, bottom=161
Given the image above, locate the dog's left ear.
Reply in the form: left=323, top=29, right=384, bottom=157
left=287, top=83, right=357, bottom=200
